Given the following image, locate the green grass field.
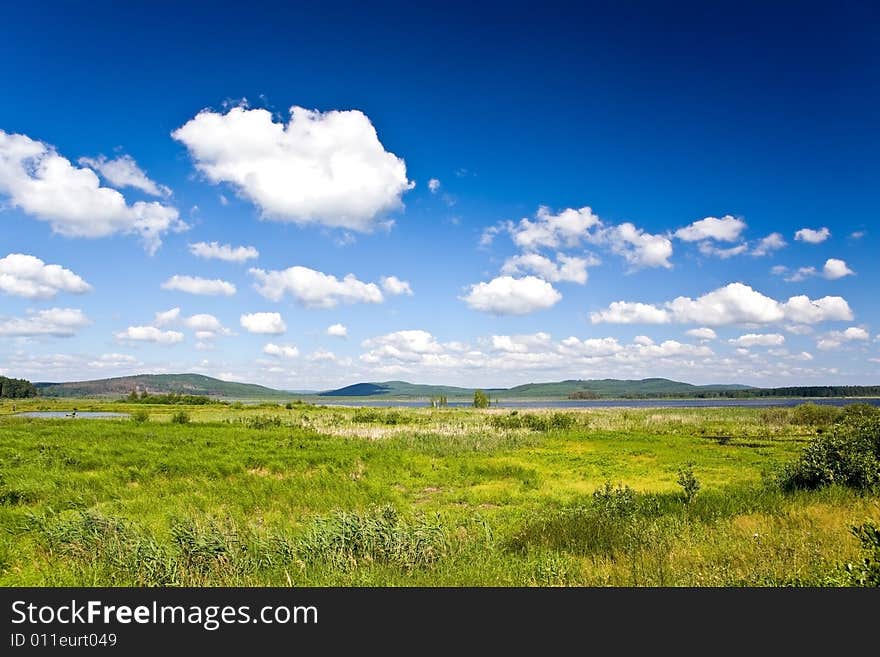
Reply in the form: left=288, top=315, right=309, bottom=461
left=1, top=398, right=877, bottom=586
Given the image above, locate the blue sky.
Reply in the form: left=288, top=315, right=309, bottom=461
left=1, top=1, right=878, bottom=389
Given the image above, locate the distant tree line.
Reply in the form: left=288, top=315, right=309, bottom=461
left=0, top=376, right=38, bottom=398
left=568, top=386, right=880, bottom=400
left=121, top=391, right=214, bottom=405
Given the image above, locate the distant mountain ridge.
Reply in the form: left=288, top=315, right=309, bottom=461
left=35, top=374, right=297, bottom=399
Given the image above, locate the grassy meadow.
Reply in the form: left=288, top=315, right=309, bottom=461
left=1, top=397, right=878, bottom=586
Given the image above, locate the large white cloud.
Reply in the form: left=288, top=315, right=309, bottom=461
left=249, top=265, right=383, bottom=308
left=115, top=325, right=184, bottom=344
left=189, top=241, right=259, bottom=263
left=0, top=131, right=185, bottom=253
left=161, top=275, right=236, bottom=296
left=686, top=327, right=717, bottom=340
left=462, top=275, right=562, bottom=315
left=0, top=308, right=90, bottom=337
left=240, top=312, right=287, bottom=334
left=794, top=227, right=830, bottom=244
left=0, top=253, right=91, bottom=299
left=816, top=326, right=870, bottom=351
left=501, top=252, right=597, bottom=284
left=591, top=282, right=853, bottom=326
left=172, top=105, right=413, bottom=232
left=675, top=215, right=746, bottom=242
left=78, top=154, right=171, bottom=198
left=183, top=313, right=231, bottom=339
left=326, top=323, right=348, bottom=337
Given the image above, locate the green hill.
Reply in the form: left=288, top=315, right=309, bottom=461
left=35, top=374, right=293, bottom=400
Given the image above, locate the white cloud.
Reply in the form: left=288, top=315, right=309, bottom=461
left=794, top=227, right=830, bottom=244
left=0, top=253, right=91, bottom=299
left=153, top=307, right=181, bottom=327
left=507, top=206, right=602, bottom=250
left=428, top=178, right=440, bottom=193
left=380, top=275, right=413, bottom=296
left=240, top=312, right=287, bottom=335
left=249, top=265, right=383, bottom=308
left=686, top=327, right=717, bottom=340
left=0, top=308, right=90, bottom=337
left=603, top=222, right=673, bottom=270
left=0, top=130, right=185, bottom=253
left=592, top=282, right=853, bottom=326
left=752, top=233, right=787, bottom=256
left=822, top=258, right=854, bottom=280
left=633, top=335, right=655, bottom=346
left=115, top=325, right=184, bottom=344
left=183, top=313, right=231, bottom=338
left=87, top=353, right=139, bottom=369
left=326, top=323, right=348, bottom=337
left=501, top=252, right=598, bottom=284
left=462, top=275, right=562, bottom=315
left=189, top=241, right=259, bottom=263
left=729, top=333, right=785, bottom=347
left=675, top=215, right=746, bottom=242
left=172, top=105, right=413, bottom=232
left=263, top=343, right=299, bottom=358
left=308, top=349, right=337, bottom=362
left=78, top=154, right=171, bottom=197
left=590, top=301, right=671, bottom=325
left=816, top=326, right=870, bottom=351
left=698, top=242, right=749, bottom=259
left=161, top=275, right=236, bottom=296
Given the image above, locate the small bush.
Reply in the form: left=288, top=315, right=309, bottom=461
left=243, top=414, right=282, bottom=429
left=473, top=390, right=490, bottom=409
left=591, top=482, right=637, bottom=517
left=490, top=412, right=575, bottom=432
left=131, top=409, right=150, bottom=423
left=676, top=463, right=700, bottom=503
left=791, top=403, right=842, bottom=428
left=170, top=411, right=190, bottom=425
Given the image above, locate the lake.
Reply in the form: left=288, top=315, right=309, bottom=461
left=12, top=411, right=130, bottom=419
left=313, top=398, right=880, bottom=409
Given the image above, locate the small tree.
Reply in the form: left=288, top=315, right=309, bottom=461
left=473, top=389, right=490, bottom=409
left=676, top=462, right=700, bottom=503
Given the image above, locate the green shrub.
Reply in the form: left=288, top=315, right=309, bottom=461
left=473, top=390, right=490, bottom=409
left=131, top=409, right=150, bottom=423
left=791, top=403, right=842, bottom=428
left=779, top=409, right=880, bottom=491
left=591, top=482, right=637, bottom=517
left=847, top=521, right=880, bottom=587
left=243, top=414, right=282, bottom=429
left=676, top=463, right=700, bottom=503
left=170, top=411, right=190, bottom=425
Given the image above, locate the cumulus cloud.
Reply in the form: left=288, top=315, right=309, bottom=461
left=729, top=333, right=785, bottom=347
left=308, top=349, right=337, bottom=362
left=501, top=253, right=598, bottom=284
left=114, top=325, right=184, bottom=344
left=686, top=327, right=717, bottom=340
left=183, top=313, right=231, bottom=339
left=506, top=206, right=602, bottom=251
left=172, top=105, right=413, bottom=232
left=380, top=275, right=413, bottom=296
left=675, top=215, right=746, bottom=242
left=461, top=275, right=562, bottom=315
left=591, top=282, right=853, bottom=326
left=249, top=265, right=383, bottom=308
left=795, top=227, right=830, bottom=244
left=326, top=323, right=348, bottom=337
left=603, top=222, right=673, bottom=269
left=240, top=312, right=287, bottom=335
left=816, top=326, right=870, bottom=350
left=161, top=275, right=236, bottom=296
left=0, top=130, right=185, bottom=253
left=822, top=258, right=854, bottom=280
left=78, top=154, right=171, bottom=197
left=698, top=242, right=749, bottom=259
left=751, top=233, right=787, bottom=256
left=0, top=307, right=90, bottom=337
left=87, top=353, right=139, bottom=369
left=0, top=253, right=91, bottom=298
left=189, top=241, right=259, bottom=263
left=263, top=342, right=299, bottom=358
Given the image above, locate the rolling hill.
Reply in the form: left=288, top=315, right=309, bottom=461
left=35, top=374, right=297, bottom=399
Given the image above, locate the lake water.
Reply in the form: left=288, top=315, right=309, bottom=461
left=12, top=411, right=130, bottom=419
left=314, top=398, right=880, bottom=409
